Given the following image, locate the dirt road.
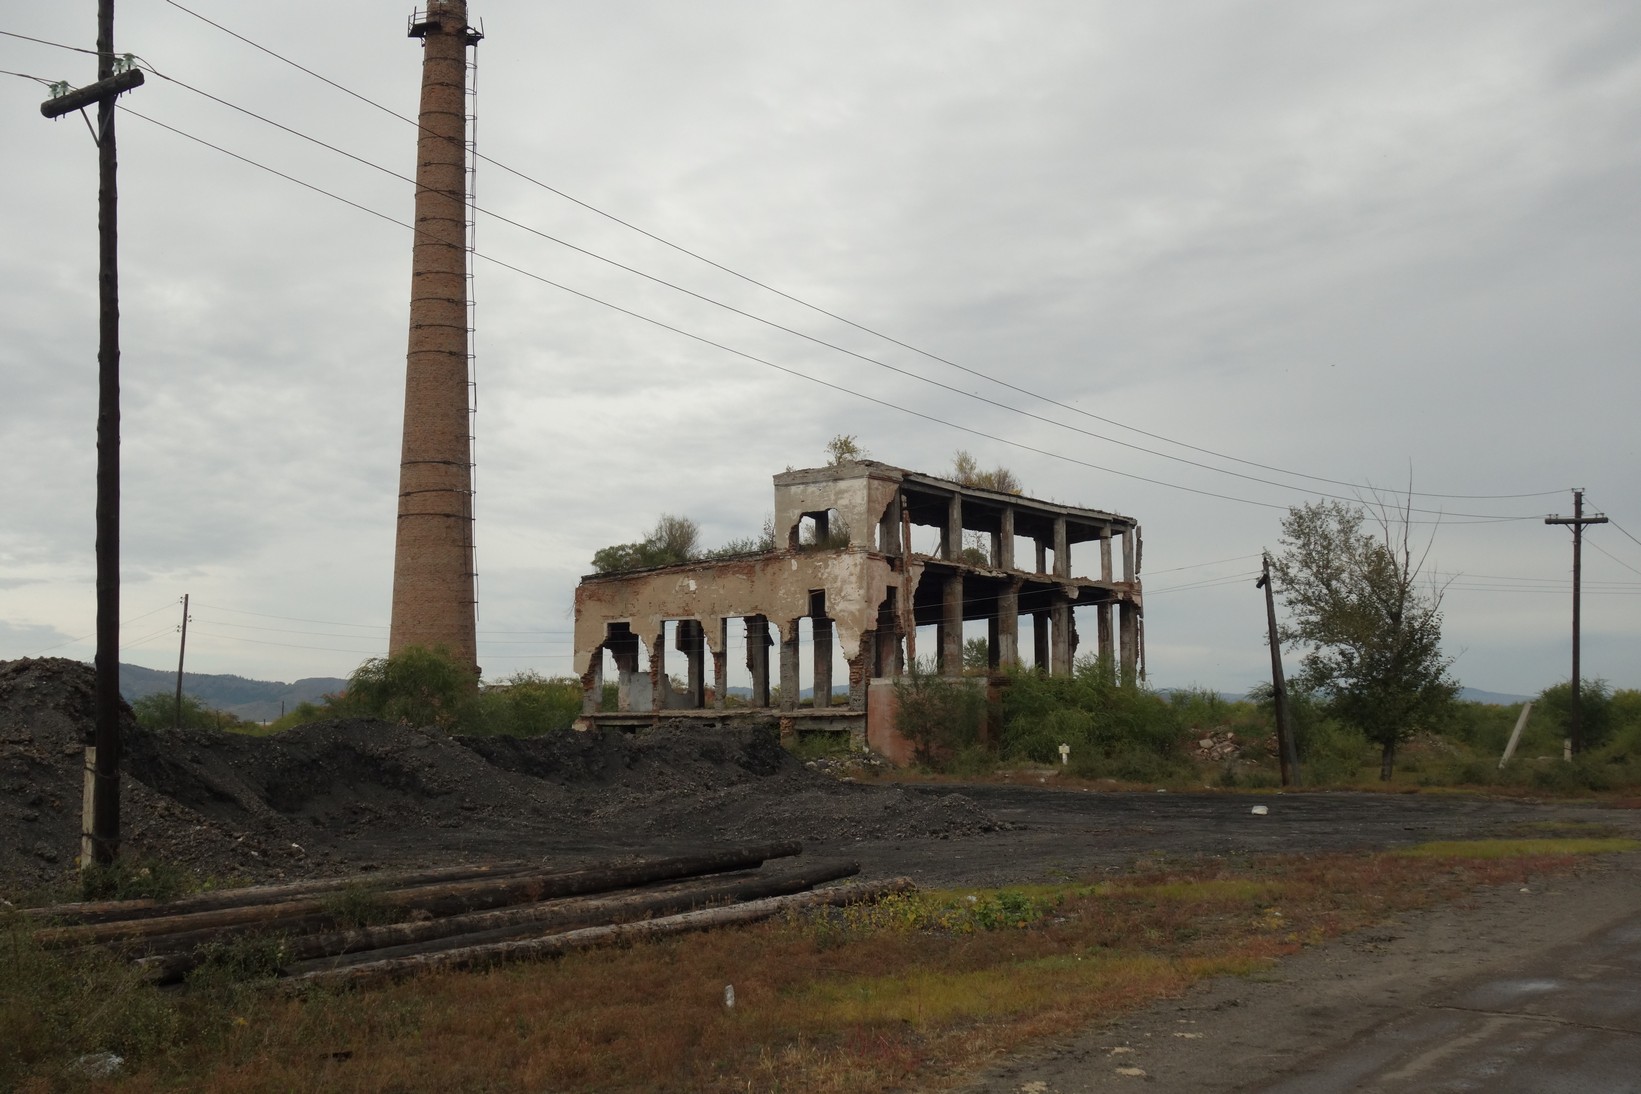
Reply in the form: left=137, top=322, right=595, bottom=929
left=818, top=784, right=1629, bottom=888
left=962, top=855, right=1641, bottom=1092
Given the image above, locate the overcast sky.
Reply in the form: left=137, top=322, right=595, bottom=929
left=2, top=0, right=1637, bottom=698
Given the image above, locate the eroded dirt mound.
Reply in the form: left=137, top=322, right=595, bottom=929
left=1, top=658, right=1004, bottom=892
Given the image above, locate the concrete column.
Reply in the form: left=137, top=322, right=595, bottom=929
left=582, top=650, right=602, bottom=715
left=1033, top=610, right=1050, bottom=673
left=946, top=494, right=963, bottom=560
left=747, top=616, right=771, bottom=706
left=1053, top=516, right=1069, bottom=578
left=678, top=620, right=704, bottom=708
left=1035, top=539, right=1047, bottom=574
left=1051, top=597, right=1072, bottom=675
left=1122, top=528, right=1136, bottom=583
left=879, top=493, right=902, bottom=553
left=1120, top=600, right=1139, bottom=684
left=1100, top=526, right=1113, bottom=583
left=812, top=616, right=833, bottom=707
left=1097, top=601, right=1114, bottom=668
left=939, top=573, right=963, bottom=674
left=998, top=581, right=1020, bottom=667
left=608, top=628, right=640, bottom=712
left=998, top=507, right=1015, bottom=570
left=648, top=630, right=665, bottom=713
left=713, top=619, right=728, bottom=709
left=779, top=620, right=800, bottom=712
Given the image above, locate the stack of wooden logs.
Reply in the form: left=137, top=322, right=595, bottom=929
left=23, top=843, right=909, bottom=989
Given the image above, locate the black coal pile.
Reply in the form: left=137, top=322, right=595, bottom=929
left=0, top=658, right=1005, bottom=893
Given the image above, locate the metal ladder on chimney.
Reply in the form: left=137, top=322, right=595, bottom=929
left=463, top=34, right=482, bottom=614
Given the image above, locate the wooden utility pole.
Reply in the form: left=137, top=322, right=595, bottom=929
left=1257, top=554, right=1301, bottom=787
left=1545, top=489, right=1607, bottom=755
left=173, top=594, right=190, bottom=728
left=41, top=0, right=144, bottom=867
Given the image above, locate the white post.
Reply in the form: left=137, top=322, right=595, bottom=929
left=1498, top=702, right=1533, bottom=769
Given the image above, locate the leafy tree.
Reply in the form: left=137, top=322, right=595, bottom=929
left=1270, top=499, right=1458, bottom=780
left=951, top=450, right=1021, bottom=493
left=962, top=636, right=991, bottom=673
left=130, top=691, right=222, bottom=732
left=825, top=434, right=866, bottom=464
left=1536, top=678, right=1614, bottom=751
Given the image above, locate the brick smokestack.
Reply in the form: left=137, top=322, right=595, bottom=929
left=391, top=1, right=481, bottom=672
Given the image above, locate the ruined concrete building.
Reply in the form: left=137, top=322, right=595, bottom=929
left=574, top=461, right=1143, bottom=762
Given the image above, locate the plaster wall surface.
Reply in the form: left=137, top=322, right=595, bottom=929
left=573, top=549, right=897, bottom=671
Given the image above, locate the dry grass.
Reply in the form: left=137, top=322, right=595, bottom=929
left=1392, top=837, right=1638, bottom=859
left=10, top=840, right=1627, bottom=1093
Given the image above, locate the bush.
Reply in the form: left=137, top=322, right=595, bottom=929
left=1, top=914, right=183, bottom=1086
left=1299, top=719, right=1372, bottom=784
left=1537, top=678, right=1615, bottom=750
left=1443, top=700, right=1524, bottom=753
left=335, top=645, right=478, bottom=730
left=892, top=661, right=987, bottom=766
left=472, top=672, right=582, bottom=737
left=129, top=691, right=232, bottom=732
left=1000, top=657, right=1189, bottom=780
left=79, top=856, right=193, bottom=902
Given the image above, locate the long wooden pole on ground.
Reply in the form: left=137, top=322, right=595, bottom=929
left=35, top=844, right=803, bottom=947
left=25, top=860, right=538, bottom=925
left=283, top=878, right=914, bottom=989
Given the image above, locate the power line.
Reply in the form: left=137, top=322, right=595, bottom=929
left=187, top=627, right=384, bottom=655
left=1144, top=553, right=1262, bottom=575
left=1609, top=520, right=1641, bottom=552
left=1587, top=539, right=1641, bottom=580
left=134, top=64, right=1544, bottom=515
left=1, top=68, right=57, bottom=84
left=114, top=101, right=1544, bottom=523
left=148, top=2, right=1564, bottom=506
left=118, top=105, right=408, bottom=231
left=191, top=601, right=387, bottom=630
left=0, top=28, right=102, bottom=56
left=112, top=105, right=1287, bottom=513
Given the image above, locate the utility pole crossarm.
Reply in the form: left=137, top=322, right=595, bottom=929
left=39, top=68, right=144, bottom=119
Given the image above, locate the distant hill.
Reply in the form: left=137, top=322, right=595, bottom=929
left=1456, top=687, right=1533, bottom=706
left=119, top=663, right=347, bottom=723
left=1160, top=685, right=1533, bottom=706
